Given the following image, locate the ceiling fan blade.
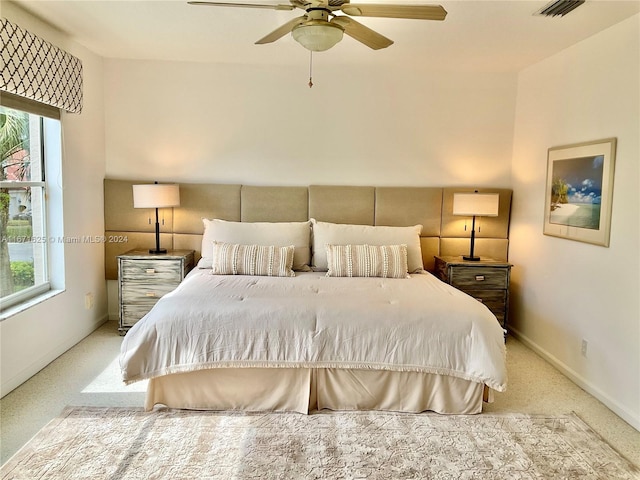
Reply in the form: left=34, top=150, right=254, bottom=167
left=331, top=16, right=392, bottom=50
left=255, top=15, right=307, bottom=44
left=187, top=1, right=295, bottom=11
left=341, top=4, right=447, bottom=21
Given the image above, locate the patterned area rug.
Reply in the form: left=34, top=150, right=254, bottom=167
left=2, top=407, right=638, bottom=480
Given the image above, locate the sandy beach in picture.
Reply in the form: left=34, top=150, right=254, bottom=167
left=549, top=202, right=601, bottom=229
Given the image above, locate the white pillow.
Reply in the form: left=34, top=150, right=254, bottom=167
left=212, top=243, right=295, bottom=277
left=325, top=244, right=409, bottom=278
left=201, top=219, right=311, bottom=271
left=311, top=219, right=423, bottom=273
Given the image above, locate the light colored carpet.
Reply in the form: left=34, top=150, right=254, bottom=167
left=1, top=406, right=638, bottom=480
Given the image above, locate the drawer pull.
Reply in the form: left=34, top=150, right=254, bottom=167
left=145, top=292, right=157, bottom=297
left=145, top=269, right=156, bottom=274
left=475, top=275, right=485, bottom=281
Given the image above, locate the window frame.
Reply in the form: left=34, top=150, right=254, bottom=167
left=1, top=106, right=61, bottom=313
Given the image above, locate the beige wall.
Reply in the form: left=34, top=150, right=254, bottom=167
left=103, top=59, right=516, bottom=187
left=1, top=3, right=108, bottom=396
left=509, top=14, right=640, bottom=429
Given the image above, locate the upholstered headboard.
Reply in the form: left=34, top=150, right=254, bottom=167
left=103, top=180, right=512, bottom=280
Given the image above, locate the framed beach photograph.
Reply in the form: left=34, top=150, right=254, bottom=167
left=543, top=138, right=617, bottom=246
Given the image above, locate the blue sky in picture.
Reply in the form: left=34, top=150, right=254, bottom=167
left=553, top=155, right=604, bottom=204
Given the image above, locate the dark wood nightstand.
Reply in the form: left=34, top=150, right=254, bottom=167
left=434, top=255, right=512, bottom=333
left=117, top=249, right=194, bottom=335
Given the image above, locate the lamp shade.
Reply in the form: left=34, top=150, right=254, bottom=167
left=132, top=184, right=180, bottom=209
left=453, top=192, right=499, bottom=217
left=292, top=21, right=344, bottom=52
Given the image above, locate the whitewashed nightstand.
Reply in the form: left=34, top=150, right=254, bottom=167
left=117, top=249, right=194, bottom=335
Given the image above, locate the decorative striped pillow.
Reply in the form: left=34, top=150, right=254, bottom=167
left=212, top=243, right=295, bottom=277
left=325, top=244, right=409, bottom=278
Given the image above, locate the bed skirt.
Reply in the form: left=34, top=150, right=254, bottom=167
left=145, top=368, right=491, bottom=414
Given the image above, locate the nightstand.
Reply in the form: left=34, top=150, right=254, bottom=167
left=434, top=255, right=512, bottom=332
left=117, top=249, right=194, bottom=335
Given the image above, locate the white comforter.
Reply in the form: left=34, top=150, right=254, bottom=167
left=120, top=270, right=507, bottom=392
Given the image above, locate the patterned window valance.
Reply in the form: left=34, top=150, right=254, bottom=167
left=1, top=18, right=83, bottom=114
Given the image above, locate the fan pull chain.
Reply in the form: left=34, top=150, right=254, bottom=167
left=308, top=51, right=313, bottom=88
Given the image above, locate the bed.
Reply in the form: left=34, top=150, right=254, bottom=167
left=110, top=184, right=512, bottom=414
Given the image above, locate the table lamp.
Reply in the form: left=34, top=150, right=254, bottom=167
left=452, top=191, right=499, bottom=261
left=132, top=182, right=180, bottom=254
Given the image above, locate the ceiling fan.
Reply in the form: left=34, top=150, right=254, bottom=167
left=187, top=0, right=447, bottom=52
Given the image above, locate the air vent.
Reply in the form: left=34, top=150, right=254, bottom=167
left=535, top=0, right=585, bottom=17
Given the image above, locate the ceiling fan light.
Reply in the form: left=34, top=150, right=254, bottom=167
left=292, top=21, right=344, bottom=52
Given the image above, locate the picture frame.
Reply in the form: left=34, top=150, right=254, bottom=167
left=543, top=138, right=617, bottom=247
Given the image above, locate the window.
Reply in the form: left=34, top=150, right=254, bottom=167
left=0, top=105, right=61, bottom=311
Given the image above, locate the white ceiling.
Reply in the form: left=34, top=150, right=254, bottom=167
left=11, top=0, right=640, bottom=72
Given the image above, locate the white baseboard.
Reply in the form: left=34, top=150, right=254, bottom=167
left=509, top=326, right=640, bottom=432
left=0, top=314, right=109, bottom=398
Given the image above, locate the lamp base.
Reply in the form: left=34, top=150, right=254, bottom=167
left=148, top=248, right=167, bottom=254
left=462, top=255, right=481, bottom=261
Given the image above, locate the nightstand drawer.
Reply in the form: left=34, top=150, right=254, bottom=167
left=466, top=289, right=507, bottom=311
left=121, top=304, right=156, bottom=327
left=121, top=282, right=177, bottom=303
left=120, top=260, right=183, bottom=283
left=450, top=267, right=508, bottom=289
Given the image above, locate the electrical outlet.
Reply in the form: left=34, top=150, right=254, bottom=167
left=84, top=292, right=94, bottom=310
left=581, top=339, right=588, bottom=357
